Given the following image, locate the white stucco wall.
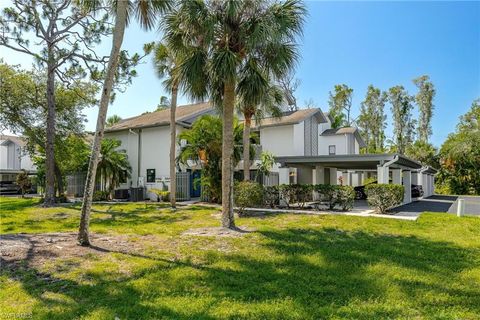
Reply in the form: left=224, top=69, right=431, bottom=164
left=293, top=122, right=304, bottom=156
left=0, top=144, right=8, bottom=169
left=0, top=141, right=34, bottom=170
left=260, top=125, right=296, bottom=156
left=105, top=125, right=184, bottom=189
left=318, top=135, right=347, bottom=155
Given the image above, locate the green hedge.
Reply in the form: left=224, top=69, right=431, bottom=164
left=365, top=184, right=404, bottom=214
left=264, top=186, right=280, bottom=208
left=234, top=181, right=264, bottom=216
left=92, top=190, right=109, bottom=201
left=313, top=184, right=355, bottom=211
left=279, top=184, right=313, bottom=208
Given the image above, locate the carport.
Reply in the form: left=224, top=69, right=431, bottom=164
left=275, top=154, right=437, bottom=204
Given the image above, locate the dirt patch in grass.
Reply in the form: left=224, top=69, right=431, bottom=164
left=0, top=232, right=153, bottom=268
left=182, top=226, right=255, bottom=237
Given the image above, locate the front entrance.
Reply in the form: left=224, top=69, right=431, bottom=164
left=190, top=170, right=201, bottom=198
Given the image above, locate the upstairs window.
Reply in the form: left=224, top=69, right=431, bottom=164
left=329, top=145, right=336, bottom=155
left=146, top=169, right=156, bottom=183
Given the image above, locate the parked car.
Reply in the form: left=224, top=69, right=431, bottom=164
left=411, top=184, right=424, bottom=198
left=0, top=181, right=21, bottom=194
left=354, top=182, right=424, bottom=200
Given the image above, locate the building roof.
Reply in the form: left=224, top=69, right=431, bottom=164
left=251, top=108, right=327, bottom=129
left=105, top=102, right=213, bottom=132
left=276, top=154, right=424, bottom=171
left=0, top=135, right=26, bottom=147
left=321, top=127, right=366, bottom=147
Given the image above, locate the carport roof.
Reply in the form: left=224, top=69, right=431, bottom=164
left=275, top=154, right=424, bottom=170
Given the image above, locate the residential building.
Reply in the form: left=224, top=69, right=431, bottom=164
left=0, top=135, right=36, bottom=193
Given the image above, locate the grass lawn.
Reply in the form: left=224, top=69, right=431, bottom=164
left=1, top=196, right=479, bottom=319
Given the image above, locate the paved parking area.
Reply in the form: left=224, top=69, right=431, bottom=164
left=392, top=195, right=480, bottom=217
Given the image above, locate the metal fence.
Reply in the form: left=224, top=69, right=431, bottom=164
left=66, top=173, right=86, bottom=197
left=263, top=172, right=279, bottom=186
left=176, top=172, right=190, bottom=201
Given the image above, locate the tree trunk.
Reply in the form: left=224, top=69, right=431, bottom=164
left=54, top=163, right=64, bottom=196
left=78, top=1, right=128, bottom=246
left=44, top=57, right=56, bottom=207
left=170, top=83, right=178, bottom=209
left=221, top=80, right=236, bottom=229
left=243, top=114, right=252, bottom=181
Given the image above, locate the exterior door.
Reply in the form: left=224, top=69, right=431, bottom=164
left=190, top=170, right=201, bottom=198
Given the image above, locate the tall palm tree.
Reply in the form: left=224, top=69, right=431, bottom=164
left=106, top=114, right=122, bottom=127
left=156, top=95, right=171, bottom=110
left=78, top=0, right=170, bottom=246
left=238, top=84, right=284, bottom=181
left=153, top=42, right=182, bottom=209
left=163, top=0, right=305, bottom=229
left=96, top=139, right=131, bottom=194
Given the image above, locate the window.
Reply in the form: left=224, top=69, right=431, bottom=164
left=146, top=169, right=156, bottom=183
left=329, top=145, right=336, bottom=155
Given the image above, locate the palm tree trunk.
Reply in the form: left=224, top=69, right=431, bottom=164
left=170, top=83, right=178, bottom=209
left=222, top=80, right=236, bottom=229
left=78, top=1, right=128, bottom=246
left=243, top=114, right=252, bottom=181
left=44, top=56, right=56, bottom=207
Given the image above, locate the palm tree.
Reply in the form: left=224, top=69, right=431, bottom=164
left=238, top=84, right=284, bottom=181
left=78, top=0, right=170, bottom=246
left=163, top=0, right=305, bottom=229
left=106, top=114, right=122, bottom=127
left=178, top=115, right=255, bottom=203
left=153, top=42, right=182, bottom=209
left=156, top=95, right=171, bottom=110
left=96, top=139, right=131, bottom=194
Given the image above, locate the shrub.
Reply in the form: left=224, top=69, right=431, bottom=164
left=365, top=184, right=404, bottom=214
left=279, top=184, right=313, bottom=208
left=263, top=185, right=279, bottom=208
left=16, top=170, right=31, bottom=198
left=234, top=181, right=264, bottom=216
left=279, top=184, right=296, bottom=208
left=314, top=184, right=339, bottom=210
left=337, top=186, right=355, bottom=211
left=92, top=190, right=109, bottom=201
left=150, top=188, right=170, bottom=202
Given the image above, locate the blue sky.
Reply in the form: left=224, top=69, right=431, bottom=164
left=1, top=1, right=479, bottom=147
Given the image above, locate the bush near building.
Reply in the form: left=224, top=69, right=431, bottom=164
left=234, top=181, right=264, bottom=216
left=365, top=184, right=404, bottom=214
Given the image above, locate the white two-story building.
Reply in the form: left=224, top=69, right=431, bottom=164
left=104, top=103, right=372, bottom=199
left=0, top=135, right=36, bottom=193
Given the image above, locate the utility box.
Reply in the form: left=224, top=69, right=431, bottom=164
left=130, top=187, right=144, bottom=202
left=114, top=189, right=129, bottom=200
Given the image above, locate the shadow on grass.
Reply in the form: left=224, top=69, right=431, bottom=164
left=1, top=228, right=479, bottom=319
left=0, top=197, right=39, bottom=212
left=67, top=205, right=191, bottom=227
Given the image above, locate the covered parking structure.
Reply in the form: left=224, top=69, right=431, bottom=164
left=275, top=154, right=437, bottom=204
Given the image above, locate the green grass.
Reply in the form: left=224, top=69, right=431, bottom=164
left=1, top=196, right=479, bottom=319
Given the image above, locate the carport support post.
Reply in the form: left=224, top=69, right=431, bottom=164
left=314, top=165, right=324, bottom=185
left=329, top=168, right=337, bottom=185
left=392, top=169, right=402, bottom=185
left=342, top=171, right=351, bottom=186
left=377, top=165, right=389, bottom=184
left=279, top=168, right=290, bottom=185
left=403, top=170, right=412, bottom=204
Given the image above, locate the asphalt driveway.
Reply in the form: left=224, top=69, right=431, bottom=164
left=392, top=195, right=480, bottom=217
